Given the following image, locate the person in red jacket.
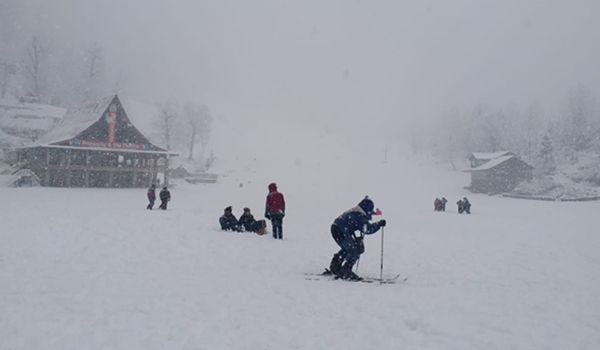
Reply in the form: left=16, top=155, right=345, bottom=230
left=265, top=182, right=285, bottom=239
left=146, top=184, right=156, bottom=210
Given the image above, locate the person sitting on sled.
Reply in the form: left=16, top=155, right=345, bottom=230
left=220, top=206, right=242, bottom=232
left=239, top=207, right=267, bottom=235
left=327, top=196, right=386, bottom=281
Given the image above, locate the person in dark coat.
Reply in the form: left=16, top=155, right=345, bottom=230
left=220, top=206, right=242, bottom=232
left=265, top=182, right=285, bottom=239
left=158, top=187, right=171, bottom=210
left=239, top=207, right=267, bottom=235
left=328, top=196, right=386, bottom=281
left=462, top=197, right=471, bottom=214
left=147, top=184, right=156, bottom=210
left=440, top=197, right=448, bottom=212
left=434, top=198, right=442, bottom=211
left=457, top=199, right=464, bottom=213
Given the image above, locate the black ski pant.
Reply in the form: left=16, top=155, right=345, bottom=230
left=147, top=199, right=155, bottom=210
left=159, top=200, right=168, bottom=210
left=331, top=224, right=362, bottom=267
left=269, top=213, right=284, bottom=239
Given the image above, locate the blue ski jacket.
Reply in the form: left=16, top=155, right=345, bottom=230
left=333, top=198, right=382, bottom=238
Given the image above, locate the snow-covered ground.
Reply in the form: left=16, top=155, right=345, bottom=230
left=1, top=122, right=599, bottom=349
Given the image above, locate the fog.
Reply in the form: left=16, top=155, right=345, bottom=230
left=3, top=0, right=600, bottom=137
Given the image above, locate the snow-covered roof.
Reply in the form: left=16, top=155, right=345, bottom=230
left=466, top=155, right=533, bottom=171
left=470, top=151, right=513, bottom=160
left=33, top=95, right=115, bottom=146
left=0, top=98, right=66, bottom=120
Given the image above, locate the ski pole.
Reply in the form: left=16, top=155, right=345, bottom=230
left=380, top=227, right=385, bottom=283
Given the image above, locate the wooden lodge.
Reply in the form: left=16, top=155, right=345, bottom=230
left=465, top=151, right=533, bottom=194
left=4, top=95, right=177, bottom=188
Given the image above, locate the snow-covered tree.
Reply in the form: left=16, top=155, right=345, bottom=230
left=561, top=83, right=596, bottom=151
left=539, top=133, right=555, bottom=174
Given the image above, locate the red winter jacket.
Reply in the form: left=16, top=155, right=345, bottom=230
left=265, top=183, right=285, bottom=216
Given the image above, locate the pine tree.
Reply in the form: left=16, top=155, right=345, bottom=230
left=539, top=133, right=555, bottom=174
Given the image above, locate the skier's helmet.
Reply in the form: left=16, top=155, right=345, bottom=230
left=358, top=196, right=375, bottom=216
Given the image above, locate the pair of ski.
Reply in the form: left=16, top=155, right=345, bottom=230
left=305, top=269, right=406, bottom=284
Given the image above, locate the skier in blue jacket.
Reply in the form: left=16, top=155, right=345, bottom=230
left=328, top=196, right=386, bottom=281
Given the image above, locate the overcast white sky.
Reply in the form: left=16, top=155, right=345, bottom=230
left=4, top=0, right=600, bottom=136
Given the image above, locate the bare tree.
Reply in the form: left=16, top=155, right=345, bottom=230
left=155, top=101, right=181, bottom=151
left=0, top=58, right=18, bottom=99
left=24, top=35, right=48, bottom=99
left=439, top=108, right=462, bottom=170
left=183, top=102, right=213, bottom=160
left=81, top=43, right=104, bottom=102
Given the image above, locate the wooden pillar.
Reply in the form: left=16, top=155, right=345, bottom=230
left=45, top=148, right=50, bottom=186
left=66, top=150, right=72, bottom=187
left=152, top=156, right=158, bottom=185
left=164, top=155, right=170, bottom=187
left=84, top=151, right=90, bottom=187
left=132, top=155, right=138, bottom=187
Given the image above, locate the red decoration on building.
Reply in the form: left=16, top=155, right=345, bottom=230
left=107, top=103, right=117, bottom=143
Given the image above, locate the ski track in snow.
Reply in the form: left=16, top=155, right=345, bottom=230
left=1, top=147, right=599, bottom=349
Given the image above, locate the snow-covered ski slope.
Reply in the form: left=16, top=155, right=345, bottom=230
left=1, top=119, right=599, bottom=350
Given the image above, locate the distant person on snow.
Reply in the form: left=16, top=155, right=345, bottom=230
left=158, top=187, right=171, bottom=210
left=440, top=197, right=448, bottom=211
left=327, top=196, right=386, bottom=281
left=220, top=206, right=242, bottom=232
left=462, top=197, right=471, bottom=214
left=147, top=184, right=156, bottom=210
left=434, top=198, right=442, bottom=211
left=265, top=182, right=285, bottom=239
left=239, top=207, right=267, bottom=235
left=457, top=197, right=471, bottom=214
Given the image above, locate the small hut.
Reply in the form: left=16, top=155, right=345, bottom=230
left=465, top=152, right=533, bottom=194
left=4, top=94, right=177, bottom=188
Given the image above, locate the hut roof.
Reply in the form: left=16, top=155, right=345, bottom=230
left=466, top=155, right=533, bottom=172
left=469, top=151, right=514, bottom=161
left=34, top=95, right=115, bottom=146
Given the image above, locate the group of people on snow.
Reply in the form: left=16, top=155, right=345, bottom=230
left=146, top=184, right=171, bottom=210
left=144, top=178, right=478, bottom=282
left=434, top=197, right=472, bottom=214
left=219, top=206, right=267, bottom=235
left=434, top=197, right=448, bottom=211
left=456, top=197, right=471, bottom=214
left=220, top=182, right=286, bottom=239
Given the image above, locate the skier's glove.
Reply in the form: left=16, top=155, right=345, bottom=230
left=378, top=219, right=386, bottom=227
